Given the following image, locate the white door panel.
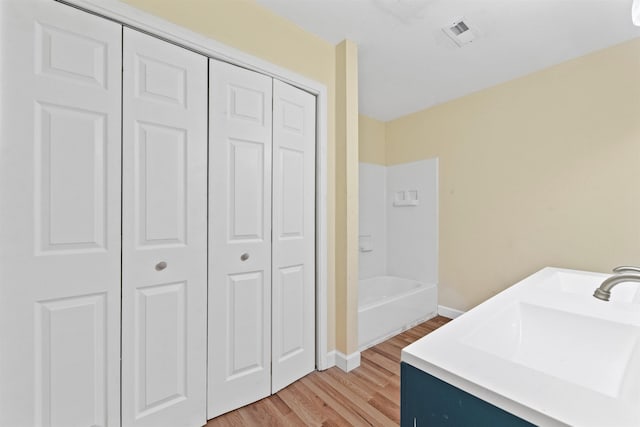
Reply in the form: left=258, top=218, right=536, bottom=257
left=0, top=2, right=122, bottom=426
left=271, top=80, right=316, bottom=392
left=208, top=59, right=273, bottom=419
left=1, top=3, right=318, bottom=426
left=122, top=28, right=208, bottom=427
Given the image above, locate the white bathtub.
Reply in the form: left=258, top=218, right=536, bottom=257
left=358, top=276, right=437, bottom=350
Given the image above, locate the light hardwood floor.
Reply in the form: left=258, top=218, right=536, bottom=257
left=206, top=316, right=452, bottom=427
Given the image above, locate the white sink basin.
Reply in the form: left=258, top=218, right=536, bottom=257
left=402, top=267, right=640, bottom=426
left=462, top=301, right=640, bottom=398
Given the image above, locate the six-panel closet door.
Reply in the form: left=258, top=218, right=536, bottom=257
left=121, top=28, right=208, bottom=427
left=208, top=59, right=274, bottom=418
left=271, top=79, right=316, bottom=393
left=0, top=2, right=122, bottom=426
left=0, top=1, right=315, bottom=424
left=208, top=59, right=316, bottom=418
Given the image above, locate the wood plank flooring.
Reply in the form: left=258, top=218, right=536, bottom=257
left=206, top=316, right=452, bottom=427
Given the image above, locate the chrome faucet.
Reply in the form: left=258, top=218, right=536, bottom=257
left=612, top=265, right=640, bottom=275
left=593, top=274, right=640, bottom=301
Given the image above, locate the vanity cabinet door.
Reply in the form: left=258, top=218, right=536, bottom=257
left=401, top=363, right=535, bottom=427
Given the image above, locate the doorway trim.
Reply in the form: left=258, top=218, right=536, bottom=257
left=57, top=0, right=331, bottom=370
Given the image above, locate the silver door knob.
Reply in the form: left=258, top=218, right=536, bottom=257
left=155, top=261, right=167, bottom=271
left=240, top=253, right=249, bottom=261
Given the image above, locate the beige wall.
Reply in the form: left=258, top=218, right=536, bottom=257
left=122, top=0, right=334, bottom=86
left=335, top=40, right=360, bottom=354
left=121, top=0, right=343, bottom=349
left=359, top=115, right=386, bottom=165
left=386, top=38, right=640, bottom=311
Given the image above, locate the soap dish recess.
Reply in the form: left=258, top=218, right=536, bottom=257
left=394, top=190, right=419, bottom=207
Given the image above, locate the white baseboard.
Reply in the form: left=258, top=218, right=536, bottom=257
left=323, top=350, right=336, bottom=370
left=335, top=351, right=361, bottom=372
left=438, top=304, right=465, bottom=319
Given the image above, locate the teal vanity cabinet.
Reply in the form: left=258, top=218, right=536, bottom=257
left=401, top=363, right=536, bottom=427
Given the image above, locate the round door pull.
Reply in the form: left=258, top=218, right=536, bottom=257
left=240, top=253, right=249, bottom=261
left=155, top=261, right=167, bottom=271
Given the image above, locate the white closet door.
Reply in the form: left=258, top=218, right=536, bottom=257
left=271, top=80, right=317, bottom=393
left=208, top=59, right=273, bottom=418
left=0, top=2, right=122, bottom=426
left=122, top=28, right=208, bottom=427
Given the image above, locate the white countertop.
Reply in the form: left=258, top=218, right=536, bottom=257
left=402, top=267, right=640, bottom=427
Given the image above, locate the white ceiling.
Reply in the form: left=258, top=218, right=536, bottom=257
left=255, top=0, right=640, bottom=121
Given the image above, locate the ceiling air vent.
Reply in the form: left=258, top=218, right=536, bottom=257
left=442, top=19, right=475, bottom=47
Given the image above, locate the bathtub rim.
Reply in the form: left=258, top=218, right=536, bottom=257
left=358, top=275, right=437, bottom=312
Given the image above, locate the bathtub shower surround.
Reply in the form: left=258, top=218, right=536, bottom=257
left=386, top=159, right=438, bottom=284
left=358, top=158, right=439, bottom=349
left=359, top=163, right=388, bottom=278
left=358, top=159, right=438, bottom=282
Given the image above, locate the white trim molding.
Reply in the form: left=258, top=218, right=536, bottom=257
left=335, top=351, right=361, bottom=372
left=57, top=0, right=331, bottom=370
left=438, top=305, right=465, bottom=319
left=324, top=351, right=336, bottom=370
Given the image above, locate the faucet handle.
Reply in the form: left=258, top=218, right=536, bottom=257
left=613, top=266, right=640, bottom=275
